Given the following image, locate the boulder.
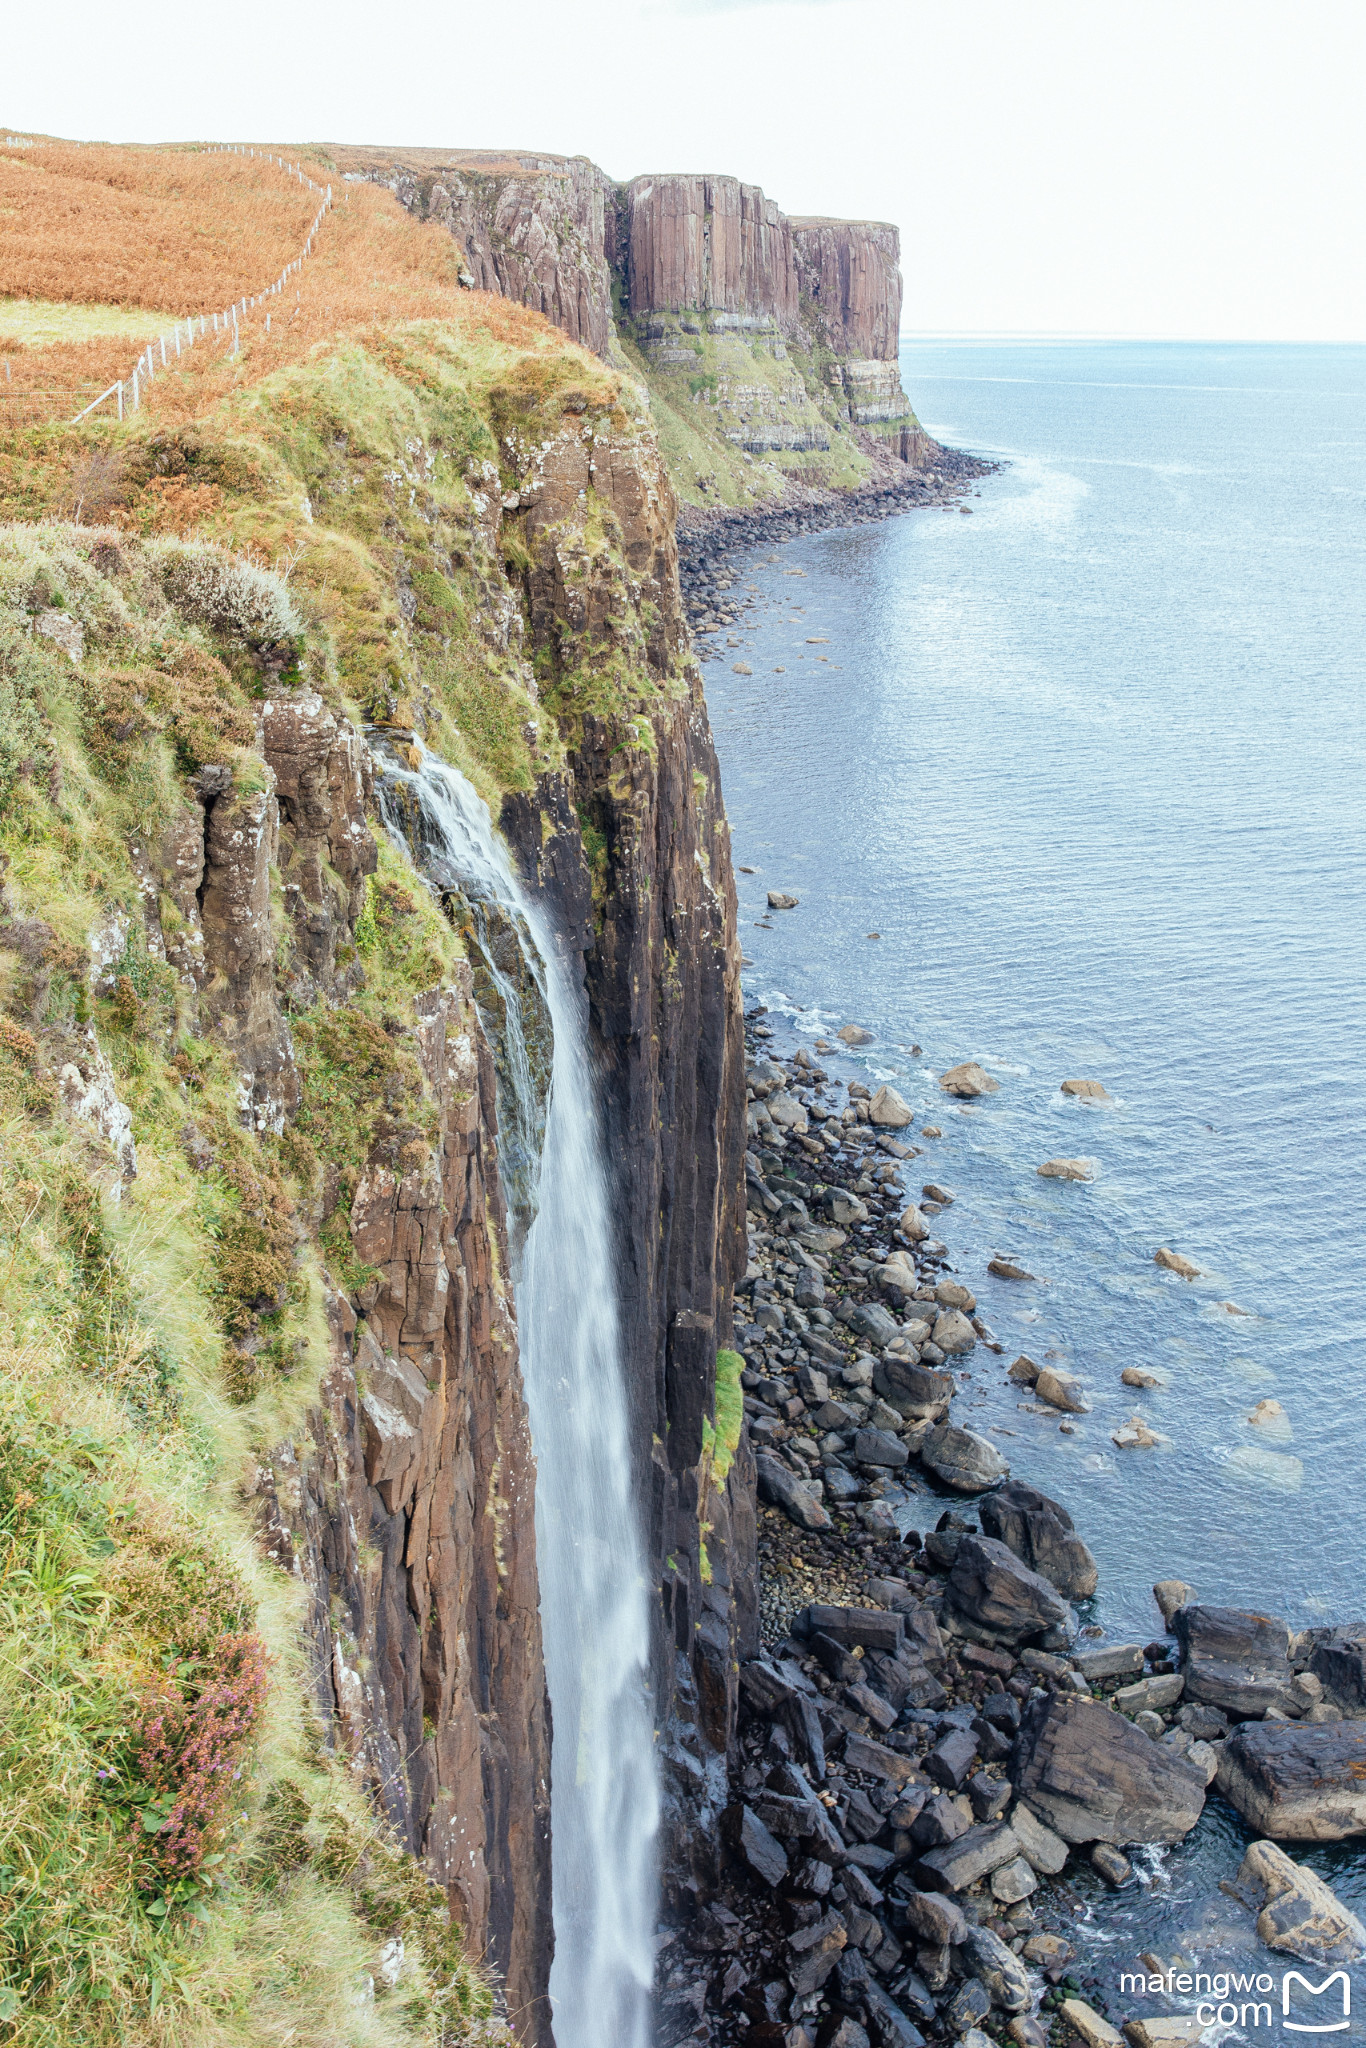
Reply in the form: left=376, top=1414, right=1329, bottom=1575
left=1308, top=1625, right=1366, bottom=1714
left=1059, top=2001, right=1123, bottom=2048
left=898, top=1204, right=930, bottom=1243
left=899, top=1890, right=968, bottom=1946
left=1153, top=1579, right=1195, bottom=1627
left=727, top=1804, right=789, bottom=1887
left=1113, top=1674, right=1184, bottom=1715
left=931, top=1308, right=976, bottom=1356
left=947, top=1534, right=1070, bottom=1644
left=921, top=1423, right=1009, bottom=1493
left=915, top=1820, right=1022, bottom=1892
left=1091, top=1842, right=1132, bottom=1886
left=959, top=1925, right=1031, bottom=2011
left=1009, top=1693, right=1207, bottom=1845
left=1032, top=1366, right=1089, bottom=1415
left=1234, top=1838, right=1366, bottom=1965
left=756, top=1454, right=833, bottom=1532
left=988, top=1258, right=1035, bottom=1281
left=939, top=1062, right=999, bottom=1098
left=1007, top=1354, right=1041, bottom=1385
left=844, top=1301, right=902, bottom=1349
left=824, top=1186, right=870, bottom=1225
left=767, top=890, right=798, bottom=909
left=869, top=1085, right=912, bottom=1127
left=979, top=1481, right=1099, bottom=1602
left=1123, top=2024, right=1210, bottom=2048
left=838, top=1025, right=874, bottom=1045
left=874, top=1354, right=954, bottom=1420
left=843, top=1732, right=922, bottom=1789
left=1154, top=1247, right=1200, bottom=1278
left=853, top=1427, right=910, bottom=1470
left=1112, top=1415, right=1162, bottom=1449
left=1216, top=1720, right=1366, bottom=1840
left=1036, top=1158, right=1093, bottom=1181
left=806, top=1606, right=905, bottom=1655
left=1175, top=1604, right=1298, bottom=1717
left=1075, top=1644, right=1145, bottom=1682
left=766, top=1089, right=808, bottom=1133
left=990, top=1854, right=1037, bottom=1903
left=1061, top=1078, right=1110, bottom=1100
left=1121, top=1367, right=1161, bottom=1388
left=1008, top=1800, right=1069, bottom=1874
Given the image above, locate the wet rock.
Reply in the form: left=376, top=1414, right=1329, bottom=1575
left=1122, top=2022, right=1210, bottom=2048
left=757, top=1454, right=833, bottom=1532
left=767, top=891, right=799, bottom=909
left=1121, top=1367, right=1161, bottom=1388
left=1175, top=1604, right=1299, bottom=1718
left=911, top=1791, right=969, bottom=1848
left=1023, top=1933, right=1072, bottom=1966
left=898, top=1889, right=969, bottom=1946
left=939, top=1062, right=999, bottom=1098
left=875, top=1355, right=955, bottom=1421
left=960, top=1924, right=1031, bottom=2011
left=728, top=1803, right=790, bottom=1886
left=947, top=1535, right=1070, bottom=1645
left=788, top=1907, right=848, bottom=1993
left=1154, top=1247, right=1200, bottom=1278
left=1112, top=1415, right=1162, bottom=1449
left=1010, top=1693, right=1207, bottom=1845
left=1033, top=1366, right=1090, bottom=1414
left=979, top=1482, right=1099, bottom=1602
left=931, top=1308, right=976, bottom=1356
left=1153, top=1579, right=1195, bottom=1626
left=869, top=1085, right=912, bottom=1128
left=1061, top=1078, right=1110, bottom=1100
left=839, top=1025, right=874, bottom=1046
left=1036, top=1158, right=1093, bottom=1182
left=922, top=1423, right=1009, bottom=1493
left=1008, top=1801, right=1069, bottom=1875
left=1234, top=1838, right=1366, bottom=1965
left=845, top=1301, right=903, bottom=1350
left=1007, top=1354, right=1041, bottom=1385
left=1059, top=1999, right=1123, bottom=2048
left=926, top=1726, right=980, bottom=1790
left=989, top=1258, right=1035, bottom=1281
left=1216, top=1719, right=1366, bottom=1840
left=943, top=1978, right=992, bottom=2033
left=990, top=1855, right=1038, bottom=1904
left=1090, top=1842, right=1132, bottom=1886
left=844, top=1733, right=924, bottom=1790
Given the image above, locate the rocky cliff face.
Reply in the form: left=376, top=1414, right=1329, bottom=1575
left=497, top=409, right=757, bottom=1894
left=334, top=145, right=614, bottom=358
left=620, top=174, right=799, bottom=330
left=790, top=216, right=903, bottom=362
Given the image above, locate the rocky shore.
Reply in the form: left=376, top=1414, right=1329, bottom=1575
left=676, top=444, right=997, bottom=638
left=654, top=1008, right=1366, bottom=2048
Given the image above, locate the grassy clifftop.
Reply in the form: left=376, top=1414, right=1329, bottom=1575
left=0, top=142, right=690, bottom=2047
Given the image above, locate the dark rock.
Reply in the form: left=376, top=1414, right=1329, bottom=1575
left=1216, top=1719, right=1366, bottom=1840
left=920, top=1422, right=1009, bottom=1493
left=926, top=1726, right=979, bottom=1790
left=863, top=1979, right=926, bottom=2048
left=1009, top=1693, right=1206, bottom=1845
left=1090, top=1842, right=1132, bottom=1886
left=1175, top=1604, right=1299, bottom=1718
left=943, top=1977, right=992, bottom=2032
left=785, top=1693, right=828, bottom=1780
left=855, top=1427, right=910, bottom=1470
left=972, top=1716, right=1014, bottom=1764
left=844, top=1733, right=924, bottom=1788
left=959, top=1924, right=1032, bottom=2010
left=807, top=1606, right=906, bottom=1656
left=981, top=1691, right=1022, bottom=1735
left=741, top=1657, right=799, bottom=1716
left=846, top=1302, right=903, bottom=1348
left=946, top=1535, right=1070, bottom=1645
left=757, top=1453, right=833, bottom=1532
left=790, top=1854, right=833, bottom=1896
left=910, top=1793, right=969, bottom=1849
left=968, top=1773, right=1012, bottom=1822
left=895, top=1889, right=969, bottom=1947
left=914, top=1820, right=1023, bottom=1891
left=843, top=1786, right=888, bottom=1843
left=1309, top=1626, right=1366, bottom=1715
left=979, top=1481, right=1099, bottom=1602
left=788, top=1908, right=849, bottom=1994
left=728, top=1803, right=790, bottom=1886
left=812, top=1631, right=863, bottom=1684
left=1074, top=1643, right=1144, bottom=1682
left=874, top=1355, right=955, bottom=1420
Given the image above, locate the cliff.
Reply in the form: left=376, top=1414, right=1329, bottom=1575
left=339, top=144, right=936, bottom=509
left=0, top=162, right=755, bottom=2040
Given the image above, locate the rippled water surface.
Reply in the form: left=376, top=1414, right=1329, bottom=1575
left=706, top=339, right=1366, bottom=1639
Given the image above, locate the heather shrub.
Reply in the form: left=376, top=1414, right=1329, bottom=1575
left=149, top=539, right=302, bottom=652
left=128, top=1630, right=268, bottom=1883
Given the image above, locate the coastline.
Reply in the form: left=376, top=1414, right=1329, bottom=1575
left=651, top=1012, right=1366, bottom=2044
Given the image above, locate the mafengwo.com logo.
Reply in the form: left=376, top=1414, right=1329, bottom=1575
left=1120, top=1967, right=1353, bottom=2032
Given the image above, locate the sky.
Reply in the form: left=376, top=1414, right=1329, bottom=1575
left=7, top=0, right=1366, bottom=340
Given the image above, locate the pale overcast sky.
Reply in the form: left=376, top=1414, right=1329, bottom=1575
left=8, top=0, right=1364, bottom=339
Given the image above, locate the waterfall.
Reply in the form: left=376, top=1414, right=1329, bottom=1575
left=375, top=741, right=659, bottom=2048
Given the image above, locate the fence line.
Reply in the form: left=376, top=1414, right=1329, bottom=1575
left=67, top=144, right=334, bottom=426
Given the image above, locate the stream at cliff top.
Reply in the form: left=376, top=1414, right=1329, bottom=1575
left=704, top=339, right=1366, bottom=1993
left=375, top=744, right=658, bottom=2048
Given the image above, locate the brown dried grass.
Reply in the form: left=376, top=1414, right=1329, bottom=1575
left=1, top=147, right=557, bottom=425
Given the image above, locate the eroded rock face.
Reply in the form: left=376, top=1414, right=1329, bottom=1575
left=250, top=974, right=553, bottom=2036
left=1236, top=1839, right=1366, bottom=1965
left=623, top=173, right=799, bottom=327
left=1010, top=1693, right=1207, bottom=1846
left=501, top=416, right=753, bottom=1898
left=262, top=692, right=376, bottom=1004
left=979, top=1481, right=1099, bottom=1602
left=1175, top=1603, right=1299, bottom=1718
left=196, top=770, right=299, bottom=1131
left=790, top=217, right=903, bottom=361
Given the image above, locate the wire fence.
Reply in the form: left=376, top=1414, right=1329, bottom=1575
left=0, top=144, right=333, bottom=431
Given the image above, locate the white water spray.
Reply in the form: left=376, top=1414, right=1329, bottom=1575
left=376, top=743, right=658, bottom=2047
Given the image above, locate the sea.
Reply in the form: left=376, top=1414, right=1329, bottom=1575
left=702, top=338, right=1366, bottom=1977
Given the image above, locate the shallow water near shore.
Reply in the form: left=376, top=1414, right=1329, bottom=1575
left=705, top=338, right=1366, bottom=1998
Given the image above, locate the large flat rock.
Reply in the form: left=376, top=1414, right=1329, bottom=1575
left=1217, top=1720, right=1366, bottom=1840
left=1010, top=1693, right=1206, bottom=1845
left=947, top=1533, right=1070, bottom=1645
left=1174, top=1603, right=1298, bottom=1717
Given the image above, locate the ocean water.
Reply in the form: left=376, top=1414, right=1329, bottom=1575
left=706, top=339, right=1366, bottom=1642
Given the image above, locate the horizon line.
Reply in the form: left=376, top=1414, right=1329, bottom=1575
left=899, top=329, right=1366, bottom=346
